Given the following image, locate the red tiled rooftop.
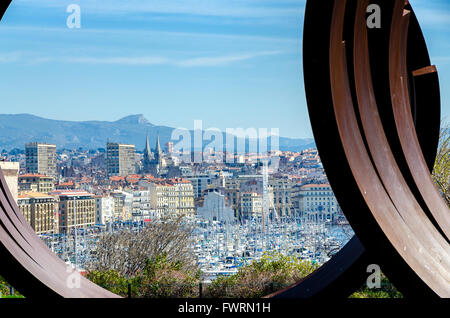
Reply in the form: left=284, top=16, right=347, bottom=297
left=19, top=173, right=51, bottom=178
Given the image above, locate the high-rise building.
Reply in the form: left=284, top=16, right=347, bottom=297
left=25, top=143, right=57, bottom=179
left=106, top=142, right=136, bottom=177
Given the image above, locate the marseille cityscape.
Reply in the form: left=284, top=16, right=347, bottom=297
left=0, top=117, right=354, bottom=297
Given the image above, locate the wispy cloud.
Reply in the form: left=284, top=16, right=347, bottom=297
left=176, top=51, right=282, bottom=67
left=432, top=56, right=450, bottom=64
left=0, top=52, right=21, bottom=63
left=0, top=25, right=299, bottom=44
left=13, top=0, right=306, bottom=18
left=66, top=56, right=171, bottom=66
left=0, top=50, right=285, bottom=67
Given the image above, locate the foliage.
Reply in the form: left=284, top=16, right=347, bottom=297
left=87, top=251, right=318, bottom=298
left=0, top=276, right=9, bottom=297
left=204, top=252, right=319, bottom=298
left=432, top=122, right=450, bottom=206
left=85, top=270, right=129, bottom=296
left=349, top=274, right=403, bottom=298
left=0, top=276, right=24, bottom=298
left=87, top=253, right=201, bottom=298
left=131, top=254, right=201, bottom=298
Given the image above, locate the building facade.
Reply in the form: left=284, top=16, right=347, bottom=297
left=146, top=178, right=195, bottom=217
left=124, top=188, right=152, bottom=221
left=18, top=192, right=58, bottom=235
left=240, top=192, right=263, bottom=220
left=0, top=161, right=19, bottom=203
left=270, top=178, right=294, bottom=218
left=197, top=191, right=235, bottom=223
left=111, top=191, right=133, bottom=221
left=18, top=174, right=55, bottom=194
left=184, top=174, right=212, bottom=199
left=95, top=196, right=114, bottom=225
left=25, top=143, right=57, bottom=179
left=293, top=183, right=339, bottom=223
left=50, top=190, right=96, bottom=233
left=106, top=142, right=136, bottom=177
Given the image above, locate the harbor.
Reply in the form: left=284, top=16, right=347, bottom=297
left=39, top=216, right=353, bottom=283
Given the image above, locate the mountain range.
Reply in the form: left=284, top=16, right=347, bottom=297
left=0, top=114, right=315, bottom=153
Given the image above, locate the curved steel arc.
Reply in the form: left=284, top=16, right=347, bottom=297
left=268, top=236, right=371, bottom=298
left=0, top=170, right=119, bottom=298
left=276, top=0, right=447, bottom=298
left=389, top=0, right=450, bottom=240
left=353, top=1, right=450, bottom=263
left=329, top=0, right=449, bottom=296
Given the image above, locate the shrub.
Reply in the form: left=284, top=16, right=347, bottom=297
left=349, top=274, right=403, bottom=298
left=204, top=252, right=319, bottom=298
left=87, top=253, right=201, bottom=298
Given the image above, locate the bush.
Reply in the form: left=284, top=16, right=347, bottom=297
left=87, top=253, right=201, bottom=298
left=0, top=276, right=23, bottom=298
left=85, top=270, right=129, bottom=296
left=131, top=254, right=201, bottom=298
left=204, top=252, right=319, bottom=298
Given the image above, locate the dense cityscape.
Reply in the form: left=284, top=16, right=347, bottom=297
left=0, top=134, right=352, bottom=284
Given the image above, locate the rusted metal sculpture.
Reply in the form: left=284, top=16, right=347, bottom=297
left=272, top=0, right=449, bottom=298
left=0, top=0, right=448, bottom=298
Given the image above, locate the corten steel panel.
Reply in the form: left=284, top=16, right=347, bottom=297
left=0, top=0, right=448, bottom=298
left=273, top=0, right=448, bottom=298
left=388, top=0, right=450, bottom=240
left=329, top=0, right=448, bottom=297
left=275, top=0, right=448, bottom=298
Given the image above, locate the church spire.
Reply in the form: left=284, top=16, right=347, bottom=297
left=155, top=135, right=162, bottom=162
left=143, top=134, right=152, bottom=172
left=145, top=133, right=151, bottom=153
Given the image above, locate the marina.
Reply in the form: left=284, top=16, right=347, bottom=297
left=40, top=216, right=354, bottom=283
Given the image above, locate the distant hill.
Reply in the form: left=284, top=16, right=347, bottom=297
left=0, top=114, right=315, bottom=152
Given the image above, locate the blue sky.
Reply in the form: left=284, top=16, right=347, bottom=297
left=0, top=0, right=448, bottom=138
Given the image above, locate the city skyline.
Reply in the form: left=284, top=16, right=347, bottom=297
left=0, top=0, right=449, bottom=140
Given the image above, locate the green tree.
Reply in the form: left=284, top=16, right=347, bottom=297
left=432, top=121, right=450, bottom=206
